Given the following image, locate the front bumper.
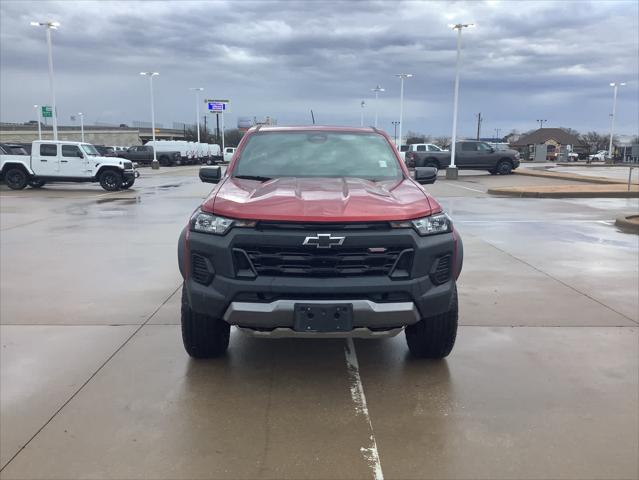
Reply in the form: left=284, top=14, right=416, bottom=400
left=179, top=224, right=463, bottom=329
left=123, top=170, right=136, bottom=180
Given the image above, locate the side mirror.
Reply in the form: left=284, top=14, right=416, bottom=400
left=199, top=166, right=222, bottom=184
left=489, top=147, right=495, bottom=153
left=414, top=167, right=438, bottom=184
left=77, top=151, right=84, bottom=158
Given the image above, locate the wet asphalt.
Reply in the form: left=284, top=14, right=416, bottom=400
left=1, top=167, right=637, bottom=479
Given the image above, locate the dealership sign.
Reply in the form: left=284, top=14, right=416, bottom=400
left=206, top=99, right=229, bottom=113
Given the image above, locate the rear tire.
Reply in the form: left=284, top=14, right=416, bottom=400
left=405, top=286, right=458, bottom=359
left=99, top=170, right=122, bottom=191
left=496, top=160, right=513, bottom=175
left=4, top=168, right=28, bottom=190
left=425, top=159, right=439, bottom=169
left=181, top=285, right=230, bottom=358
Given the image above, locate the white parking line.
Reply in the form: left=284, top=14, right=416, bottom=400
left=344, top=338, right=384, bottom=480
left=445, top=183, right=486, bottom=193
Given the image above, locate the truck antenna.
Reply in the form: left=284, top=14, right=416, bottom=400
left=310, top=110, right=315, bottom=125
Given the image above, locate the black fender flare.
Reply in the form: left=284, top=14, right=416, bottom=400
left=177, top=226, right=187, bottom=279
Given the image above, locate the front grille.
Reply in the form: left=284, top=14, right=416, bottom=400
left=431, top=254, right=452, bottom=285
left=191, top=253, right=214, bottom=285
left=122, top=161, right=133, bottom=170
left=257, top=221, right=391, bottom=231
left=236, top=245, right=407, bottom=277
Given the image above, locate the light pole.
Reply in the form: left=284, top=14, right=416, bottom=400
left=495, top=128, right=501, bottom=141
left=371, top=85, right=385, bottom=128
left=608, top=82, right=626, bottom=162
left=391, top=121, right=400, bottom=146
left=447, top=22, right=474, bottom=180
left=394, top=73, right=413, bottom=148
left=190, top=87, right=203, bottom=143
left=536, top=119, right=547, bottom=129
left=360, top=100, right=366, bottom=127
left=140, top=72, right=160, bottom=169
left=34, top=105, right=42, bottom=140
left=30, top=21, right=60, bottom=141
left=78, top=112, right=84, bottom=142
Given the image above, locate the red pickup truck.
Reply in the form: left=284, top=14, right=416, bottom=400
left=178, top=126, right=463, bottom=358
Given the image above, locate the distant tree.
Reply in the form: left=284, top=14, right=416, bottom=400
left=631, top=135, right=639, bottom=145
left=559, top=127, right=581, bottom=137
left=224, top=129, right=245, bottom=147
left=433, top=136, right=450, bottom=149
left=405, top=131, right=425, bottom=144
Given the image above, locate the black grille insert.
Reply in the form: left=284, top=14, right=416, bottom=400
left=191, top=253, right=214, bottom=285
left=431, top=254, right=452, bottom=285
left=236, top=245, right=409, bottom=277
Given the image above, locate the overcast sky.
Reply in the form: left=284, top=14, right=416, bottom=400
left=1, top=0, right=638, bottom=137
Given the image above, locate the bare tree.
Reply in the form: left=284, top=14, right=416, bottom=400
left=580, top=131, right=616, bottom=152
left=405, top=131, right=425, bottom=144
left=224, top=129, right=245, bottom=147
left=433, top=136, right=450, bottom=149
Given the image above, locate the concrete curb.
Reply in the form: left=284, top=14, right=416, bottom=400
left=615, top=215, right=639, bottom=234
left=513, top=168, right=625, bottom=185
left=487, top=188, right=639, bottom=199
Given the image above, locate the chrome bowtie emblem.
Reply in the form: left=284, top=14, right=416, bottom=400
left=303, top=233, right=345, bottom=249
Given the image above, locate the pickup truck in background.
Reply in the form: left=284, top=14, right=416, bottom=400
left=1, top=140, right=138, bottom=191
left=402, top=143, right=445, bottom=164
left=119, top=145, right=182, bottom=166
left=405, top=140, right=520, bottom=174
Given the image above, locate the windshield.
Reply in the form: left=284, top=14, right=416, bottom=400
left=233, top=132, right=403, bottom=181
left=81, top=144, right=99, bottom=156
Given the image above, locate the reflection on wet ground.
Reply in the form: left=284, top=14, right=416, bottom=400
left=1, top=167, right=637, bottom=479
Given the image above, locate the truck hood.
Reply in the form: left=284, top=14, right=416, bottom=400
left=202, top=176, right=436, bottom=222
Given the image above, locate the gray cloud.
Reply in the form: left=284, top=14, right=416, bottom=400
left=1, top=0, right=637, bottom=137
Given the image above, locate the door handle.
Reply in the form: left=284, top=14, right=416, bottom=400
left=40, top=159, right=47, bottom=162
left=61, top=160, right=68, bottom=163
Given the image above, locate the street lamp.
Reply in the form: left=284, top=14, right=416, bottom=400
left=360, top=100, right=366, bottom=127
left=495, top=128, right=501, bottom=141
left=30, top=21, right=60, bottom=141
left=371, top=85, right=385, bottom=128
left=536, top=119, right=547, bottom=129
left=391, top=121, right=400, bottom=146
left=447, top=22, right=474, bottom=180
left=140, top=72, right=160, bottom=169
left=33, top=105, right=42, bottom=140
left=78, top=112, right=84, bottom=142
left=190, top=87, right=204, bottom=143
left=394, top=73, right=413, bottom=149
left=607, top=82, right=626, bottom=162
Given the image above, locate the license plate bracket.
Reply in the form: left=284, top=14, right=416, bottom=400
left=294, top=303, right=353, bottom=332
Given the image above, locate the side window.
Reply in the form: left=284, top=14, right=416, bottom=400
left=478, top=143, right=492, bottom=151
left=427, top=145, right=438, bottom=151
left=416, top=145, right=426, bottom=152
left=461, top=142, right=476, bottom=152
left=40, top=144, right=57, bottom=156
left=62, top=145, right=82, bottom=157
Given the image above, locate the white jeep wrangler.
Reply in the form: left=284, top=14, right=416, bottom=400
left=0, top=140, right=138, bottom=191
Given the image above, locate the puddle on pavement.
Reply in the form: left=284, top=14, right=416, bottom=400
left=96, top=197, right=141, bottom=205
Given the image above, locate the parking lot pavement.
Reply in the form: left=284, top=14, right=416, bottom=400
left=1, top=169, right=638, bottom=479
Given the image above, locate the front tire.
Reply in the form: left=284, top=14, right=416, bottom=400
left=405, top=286, right=458, bottom=359
left=181, top=285, right=230, bottom=358
left=4, top=168, right=28, bottom=190
left=99, top=170, right=122, bottom=191
left=121, top=178, right=135, bottom=189
left=496, top=160, right=513, bottom=175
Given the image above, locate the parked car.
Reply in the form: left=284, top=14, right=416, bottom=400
left=403, top=143, right=445, bottom=167
left=94, top=145, right=117, bottom=157
left=177, top=125, right=463, bottom=358
left=406, top=140, right=520, bottom=174
left=588, top=150, right=608, bottom=162
left=223, top=147, right=236, bottom=162
left=120, top=145, right=181, bottom=166
left=1, top=141, right=137, bottom=191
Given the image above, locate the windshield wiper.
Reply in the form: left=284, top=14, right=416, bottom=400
left=234, top=175, right=272, bottom=182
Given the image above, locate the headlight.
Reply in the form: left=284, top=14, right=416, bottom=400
left=190, top=210, right=255, bottom=235
left=391, top=213, right=452, bottom=236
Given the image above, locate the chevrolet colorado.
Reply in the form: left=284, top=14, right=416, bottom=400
left=178, top=126, right=463, bottom=358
